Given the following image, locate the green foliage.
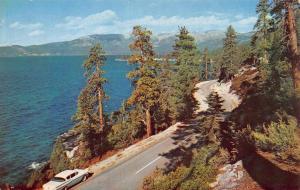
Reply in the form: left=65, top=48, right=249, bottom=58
left=173, top=26, right=201, bottom=67
left=222, top=0, right=297, bottom=160
left=127, top=26, right=161, bottom=136
left=252, top=117, right=297, bottom=152
left=127, top=26, right=160, bottom=109
left=206, top=91, right=225, bottom=115
left=221, top=25, right=239, bottom=75
left=168, top=27, right=200, bottom=121
left=143, top=167, right=191, bottom=190
left=108, top=106, right=145, bottom=148
left=201, top=92, right=225, bottom=144
left=48, top=44, right=109, bottom=175
left=201, top=47, right=211, bottom=80
left=108, top=123, right=133, bottom=148
left=142, top=145, right=220, bottom=190
left=49, top=139, right=71, bottom=174
left=26, top=163, right=52, bottom=189
left=77, top=126, right=104, bottom=163
left=252, top=0, right=272, bottom=55
left=73, top=44, right=108, bottom=129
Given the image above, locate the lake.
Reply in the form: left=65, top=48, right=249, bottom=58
left=0, top=56, right=133, bottom=184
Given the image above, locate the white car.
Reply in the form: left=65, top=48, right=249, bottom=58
left=43, top=169, right=89, bottom=190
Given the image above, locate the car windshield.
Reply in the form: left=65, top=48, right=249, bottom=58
left=51, top=177, right=65, bottom=182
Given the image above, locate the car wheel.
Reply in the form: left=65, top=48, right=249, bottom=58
left=82, top=175, right=87, bottom=182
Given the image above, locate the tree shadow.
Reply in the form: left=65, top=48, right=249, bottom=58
left=243, top=151, right=300, bottom=190
left=158, top=124, right=205, bottom=173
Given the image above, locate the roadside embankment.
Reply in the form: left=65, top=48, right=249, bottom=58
left=87, top=122, right=184, bottom=175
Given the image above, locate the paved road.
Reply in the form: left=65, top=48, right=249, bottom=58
left=194, top=80, right=241, bottom=112
left=73, top=126, right=200, bottom=190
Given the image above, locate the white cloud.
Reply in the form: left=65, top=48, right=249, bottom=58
left=118, top=15, right=229, bottom=28
left=234, top=16, right=257, bottom=25
left=28, top=30, right=44, bottom=36
left=9, top=22, right=43, bottom=30
left=56, top=10, right=117, bottom=30
left=56, top=9, right=256, bottom=36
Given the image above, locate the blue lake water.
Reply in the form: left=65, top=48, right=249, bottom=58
left=0, top=56, right=133, bottom=184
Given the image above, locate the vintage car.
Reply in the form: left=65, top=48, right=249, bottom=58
left=42, top=169, right=89, bottom=190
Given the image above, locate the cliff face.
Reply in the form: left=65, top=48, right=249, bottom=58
left=231, top=66, right=259, bottom=97
left=49, top=129, right=80, bottom=173
left=49, top=125, right=107, bottom=173
left=27, top=126, right=102, bottom=188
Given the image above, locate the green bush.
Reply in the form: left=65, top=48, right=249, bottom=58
left=143, top=167, right=190, bottom=190
left=142, top=145, right=220, bottom=190
left=108, top=121, right=144, bottom=149
left=49, top=139, right=71, bottom=174
left=252, top=117, right=297, bottom=152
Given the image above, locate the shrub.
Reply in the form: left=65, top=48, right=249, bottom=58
left=49, top=139, right=71, bottom=174
left=252, top=117, right=297, bottom=152
left=142, top=167, right=190, bottom=190
left=142, top=145, right=221, bottom=190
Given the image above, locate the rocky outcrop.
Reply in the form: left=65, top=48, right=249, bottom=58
left=58, top=129, right=81, bottom=160
left=210, top=160, right=263, bottom=190
left=26, top=129, right=84, bottom=188
left=231, top=66, right=259, bottom=97
left=210, top=160, right=244, bottom=190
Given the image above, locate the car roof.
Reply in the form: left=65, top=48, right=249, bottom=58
left=55, top=170, right=76, bottom=178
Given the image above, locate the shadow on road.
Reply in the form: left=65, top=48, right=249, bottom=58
left=158, top=123, right=205, bottom=173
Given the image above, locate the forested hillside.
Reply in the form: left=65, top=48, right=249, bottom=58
left=22, top=0, right=300, bottom=189
left=0, top=32, right=252, bottom=57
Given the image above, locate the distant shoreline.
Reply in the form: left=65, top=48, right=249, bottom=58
left=0, top=54, right=129, bottom=58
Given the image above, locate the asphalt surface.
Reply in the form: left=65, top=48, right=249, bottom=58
left=73, top=126, right=201, bottom=190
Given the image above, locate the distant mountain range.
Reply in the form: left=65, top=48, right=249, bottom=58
left=0, top=31, right=253, bottom=57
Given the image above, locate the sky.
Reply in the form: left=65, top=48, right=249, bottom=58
left=0, top=0, right=258, bottom=46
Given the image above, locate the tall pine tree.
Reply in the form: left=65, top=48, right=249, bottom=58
left=252, top=0, right=272, bottom=54
left=221, top=25, right=238, bottom=78
left=127, top=26, right=160, bottom=137
left=168, top=27, right=201, bottom=121
left=173, top=26, right=200, bottom=67
left=272, top=0, right=300, bottom=122
left=202, top=47, right=210, bottom=80
left=252, top=0, right=273, bottom=84
left=74, top=43, right=107, bottom=130
left=202, top=91, right=225, bottom=144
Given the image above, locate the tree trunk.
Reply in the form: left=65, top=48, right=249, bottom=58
left=205, top=61, right=208, bottom=80
left=98, top=89, right=104, bottom=130
left=286, top=2, right=300, bottom=122
left=146, top=109, right=152, bottom=137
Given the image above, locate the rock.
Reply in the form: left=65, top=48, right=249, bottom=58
left=237, top=171, right=244, bottom=180
left=231, top=66, right=259, bottom=97
left=210, top=160, right=245, bottom=190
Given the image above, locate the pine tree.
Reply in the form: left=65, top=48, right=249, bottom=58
left=156, top=59, right=173, bottom=127
left=127, top=26, right=160, bottom=137
left=202, top=47, right=209, bottom=80
left=221, top=25, right=238, bottom=77
left=168, top=27, right=201, bottom=121
left=73, top=44, right=107, bottom=130
left=202, top=91, right=225, bottom=144
left=206, top=91, right=225, bottom=115
left=173, top=26, right=200, bottom=67
left=252, top=0, right=272, bottom=54
left=272, top=0, right=300, bottom=121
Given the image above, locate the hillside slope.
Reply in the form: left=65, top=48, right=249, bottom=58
left=0, top=31, right=252, bottom=57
